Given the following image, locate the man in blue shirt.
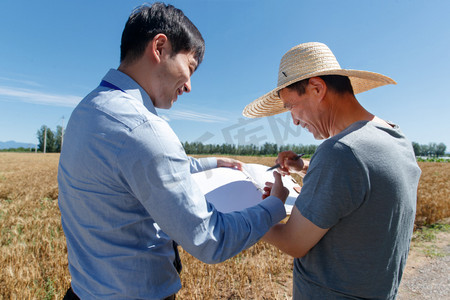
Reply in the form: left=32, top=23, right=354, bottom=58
left=58, top=3, right=288, bottom=299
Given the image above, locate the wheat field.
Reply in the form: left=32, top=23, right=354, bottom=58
left=0, top=153, right=449, bottom=299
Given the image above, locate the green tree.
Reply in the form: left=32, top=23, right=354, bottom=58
left=55, top=125, right=64, bottom=152
left=436, top=143, right=446, bottom=157
left=37, top=125, right=56, bottom=153
left=428, top=143, right=437, bottom=157
left=412, top=142, right=421, bottom=156
left=420, top=144, right=429, bottom=156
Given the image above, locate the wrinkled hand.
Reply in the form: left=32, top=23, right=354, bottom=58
left=216, top=157, right=243, bottom=170
left=275, top=151, right=306, bottom=176
left=262, top=171, right=289, bottom=204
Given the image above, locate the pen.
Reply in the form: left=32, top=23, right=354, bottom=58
left=266, top=153, right=305, bottom=171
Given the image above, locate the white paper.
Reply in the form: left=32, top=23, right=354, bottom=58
left=192, top=163, right=300, bottom=215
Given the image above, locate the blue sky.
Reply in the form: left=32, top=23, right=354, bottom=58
left=1, top=0, right=449, bottom=149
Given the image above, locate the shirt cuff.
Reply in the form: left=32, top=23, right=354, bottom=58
left=259, top=196, right=287, bottom=225
left=198, top=157, right=218, bottom=170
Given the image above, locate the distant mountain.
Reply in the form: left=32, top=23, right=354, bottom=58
left=0, top=140, right=35, bottom=150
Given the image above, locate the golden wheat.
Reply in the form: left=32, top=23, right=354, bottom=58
left=416, top=162, right=450, bottom=225
left=0, top=153, right=448, bottom=299
left=0, top=153, right=67, bottom=299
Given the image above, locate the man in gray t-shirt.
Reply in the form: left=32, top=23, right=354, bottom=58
left=242, top=42, right=421, bottom=299
left=293, top=121, right=420, bottom=299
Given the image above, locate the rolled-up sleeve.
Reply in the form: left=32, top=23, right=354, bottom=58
left=188, top=156, right=217, bottom=174
left=117, top=117, right=286, bottom=263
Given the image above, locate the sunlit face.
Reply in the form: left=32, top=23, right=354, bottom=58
left=151, top=50, right=197, bottom=109
left=279, top=86, right=329, bottom=140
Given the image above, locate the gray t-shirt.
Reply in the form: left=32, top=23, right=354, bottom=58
left=294, top=121, right=421, bottom=299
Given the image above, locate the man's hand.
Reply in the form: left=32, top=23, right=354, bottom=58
left=216, top=157, right=243, bottom=170
left=275, top=150, right=307, bottom=176
left=262, top=171, right=289, bottom=204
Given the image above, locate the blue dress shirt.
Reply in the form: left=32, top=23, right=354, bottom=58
left=58, top=69, right=286, bottom=299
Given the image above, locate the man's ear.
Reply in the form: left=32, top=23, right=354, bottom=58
left=148, top=34, right=170, bottom=63
left=308, top=77, right=327, bottom=101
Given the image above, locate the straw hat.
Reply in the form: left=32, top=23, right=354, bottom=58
left=242, top=42, right=396, bottom=118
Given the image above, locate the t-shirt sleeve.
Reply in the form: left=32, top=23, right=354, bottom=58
left=296, top=140, right=368, bottom=229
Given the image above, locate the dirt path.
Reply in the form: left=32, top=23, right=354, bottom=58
left=397, top=231, right=450, bottom=299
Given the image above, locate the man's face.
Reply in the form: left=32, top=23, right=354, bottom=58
left=279, top=85, right=329, bottom=140
left=152, top=50, right=198, bottom=109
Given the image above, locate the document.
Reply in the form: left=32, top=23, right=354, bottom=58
left=192, top=164, right=300, bottom=215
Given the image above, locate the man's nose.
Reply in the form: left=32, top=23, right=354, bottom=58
left=291, top=112, right=299, bottom=126
left=184, top=79, right=191, bottom=93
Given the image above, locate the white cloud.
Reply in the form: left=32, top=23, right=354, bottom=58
left=160, top=115, right=170, bottom=122
left=0, top=77, right=42, bottom=87
left=0, top=86, right=82, bottom=107
left=0, top=85, right=229, bottom=124
left=158, top=109, right=229, bottom=123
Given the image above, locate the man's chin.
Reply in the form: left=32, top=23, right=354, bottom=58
left=312, top=133, right=328, bottom=140
left=310, top=130, right=327, bottom=140
left=154, top=101, right=174, bottom=110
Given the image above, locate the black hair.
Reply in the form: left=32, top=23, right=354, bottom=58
left=120, top=2, right=205, bottom=66
left=286, top=75, right=354, bottom=96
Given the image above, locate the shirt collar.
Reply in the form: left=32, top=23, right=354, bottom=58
left=101, top=69, right=158, bottom=116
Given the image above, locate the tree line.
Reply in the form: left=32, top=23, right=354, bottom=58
left=15, top=125, right=447, bottom=158
left=32, top=125, right=320, bottom=155
left=412, top=142, right=446, bottom=157
left=184, top=141, right=449, bottom=157
left=183, top=141, right=318, bottom=156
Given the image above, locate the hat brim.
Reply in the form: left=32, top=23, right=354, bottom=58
left=242, top=69, right=396, bottom=118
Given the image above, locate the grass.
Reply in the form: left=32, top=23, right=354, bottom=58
left=0, top=153, right=449, bottom=299
left=413, top=223, right=450, bottom=243
left=411, top=222, right=450, bottom=258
